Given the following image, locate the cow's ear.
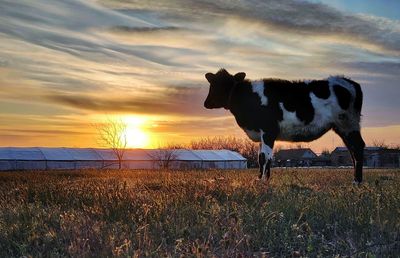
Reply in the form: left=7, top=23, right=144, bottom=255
left=205, top=73, right=215, bottom=83
left=234, top=72, right=246, bottom=82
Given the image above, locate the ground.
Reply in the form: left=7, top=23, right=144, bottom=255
left=0, top=168, right=399, bottom=257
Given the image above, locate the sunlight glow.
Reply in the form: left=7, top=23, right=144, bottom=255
left=126, top=127, right=149, bottom=148
left=123, top=116, right=151, bottom=148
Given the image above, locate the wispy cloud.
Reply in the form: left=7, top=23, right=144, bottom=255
left=110, top=25, right=181, bottom=33
left=103, top=0, right=400, bottom=53
left=44, top=85, right=214, bottom=116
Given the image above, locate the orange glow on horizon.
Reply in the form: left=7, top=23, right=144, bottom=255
left=1, top=112, right=399, bottom=152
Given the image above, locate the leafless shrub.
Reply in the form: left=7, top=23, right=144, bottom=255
left=371, top=139, right=389, bottom=149
left=190, top=136, right=259, bottom=168
left=321, top=148, right=331, bottom=157
left=148, top=143, right=181, bottom=169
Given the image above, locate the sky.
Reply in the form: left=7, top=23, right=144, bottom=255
left=0, top=0, right=399, bottom=152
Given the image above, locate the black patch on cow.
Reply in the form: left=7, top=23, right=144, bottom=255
left=263, top=79, right=315, bottom=125
left=338, top=113, right=348, bottom=121
left=342, top=78, right=363, bottom=113
left=333, top=85, right=351, bottom=110
left=265, top=159, right=271, bottom=179
left=258, top=152, right=266, bottom=178
left=287, top=125, right=332, bottom=142
left=262, top=132, right=276, bottom=148
left=228, top=80, right=281, bottom=133
left=228, top=78, right=329, bottom=132
left=310, top=80, right=330, bottom=99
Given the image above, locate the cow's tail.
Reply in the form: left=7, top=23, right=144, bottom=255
left=343, top=78, right=363, bottom=114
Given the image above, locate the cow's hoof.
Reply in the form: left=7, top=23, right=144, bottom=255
left=260, top=176, right=270, bottom=184
left=352, top=180, right=362, bottom=186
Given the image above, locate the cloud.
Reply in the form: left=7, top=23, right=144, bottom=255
left=44, top=85, right=216, bottom=116
left=1, top=0, right=153, bottom=30
left=0, top=128, right=91, bottom=136
left=0, top=0, right=187, bottom=66
left=105, top=0, right=400, bottom=54
left=151, top=115, right=238, bottom=135
left=340, top=61, right=400, bottom=77
left=110, top=25, right=180, bottom=33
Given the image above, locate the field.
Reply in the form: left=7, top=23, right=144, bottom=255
left=0, top=168, right=399, bottom=257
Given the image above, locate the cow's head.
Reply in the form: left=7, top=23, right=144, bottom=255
left=204, top=69, right=246, bottom=109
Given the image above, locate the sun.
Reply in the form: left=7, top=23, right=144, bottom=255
left=123, top=116, right=151, bottom=148
left=126, top=126, right=149, bottom=148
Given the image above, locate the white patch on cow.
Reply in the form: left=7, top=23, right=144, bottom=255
left=328, top=76, right=361, bottom=130
left=251, top=80, right=268, bottom=106
left=260, top=129, right=273, bottom=180
left=260, top=130, right=273, bottom=160
left=314, top=84, right=359, bottom=133
left=309, top=91, right=337, bottom=128
left=277, top=103, right=304, bottom=140
left=328, top=76, right=356, bottom=96
left=244, top=129, right=261, bottom=142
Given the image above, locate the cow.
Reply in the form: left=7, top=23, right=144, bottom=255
left=204, top=69, right=365, bottom=183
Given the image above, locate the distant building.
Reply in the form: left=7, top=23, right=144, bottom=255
left=330, top=147, right=400, bottom=168
left=378, top=148, right=400, bottom=168
left=0, top=147, right=247, bottom=171
left=330, top=147, right=355, bottom=167
left=312, top=155, right=331, bottom=167
left=274, top=148, right=317, bottom=167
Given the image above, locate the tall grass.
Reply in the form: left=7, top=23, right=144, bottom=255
left=0, top=169, right=399, bottom=257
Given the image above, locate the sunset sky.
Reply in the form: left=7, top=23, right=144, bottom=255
left=1, top=0, right=399, bottom=152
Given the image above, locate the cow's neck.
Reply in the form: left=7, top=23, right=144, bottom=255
left=226, top=82, right=253, bottom=117
left=224, top=82, right=239, bottom=110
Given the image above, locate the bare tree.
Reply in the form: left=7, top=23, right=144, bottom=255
left=189, top=136, right=259, bottom=168
left=371, top=139, right=389, bottom=149
left=239, top=139, right=259, bottom=168
left=190, top=136, right=243, bottom=151
left=148, top=143, right=180, bottom=169
left=321, top=148, right=331, bottom=157
left=95, top=118, right=128, bottom=169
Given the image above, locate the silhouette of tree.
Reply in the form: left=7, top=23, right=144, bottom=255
left=190, top=136, right=259, bottom=168
left=95, top=118, right=127, bottom=169
left=148, top=143, right=180, bottom=169
left=371, top=139, right=389, bottom=148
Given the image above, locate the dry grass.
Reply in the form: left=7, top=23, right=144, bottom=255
left=0, top=168, right=399, bottom=257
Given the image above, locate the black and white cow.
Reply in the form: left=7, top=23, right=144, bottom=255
left=204, top=69, right=365, bottom=183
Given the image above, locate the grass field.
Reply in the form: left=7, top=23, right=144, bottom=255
left=0, top=168, right=399, bottom=257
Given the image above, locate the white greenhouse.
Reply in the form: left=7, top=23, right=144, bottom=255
left=0, top=147, right=247, bottom=171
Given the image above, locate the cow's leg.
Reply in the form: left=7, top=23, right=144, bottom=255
left=258, top=146, right=266, bottom=179
left=335, top=130, right=365, bottom=183
left=346, top=131, right=365, bottom=183
left=260, top=130, right=275, bottom=181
